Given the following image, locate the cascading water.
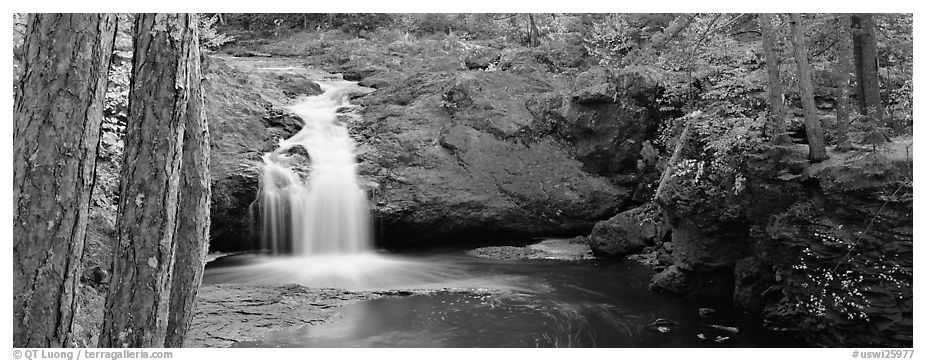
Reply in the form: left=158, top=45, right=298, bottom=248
left=206, top=75, right=458, bottom=290
left=258, top=81, right=372, bottom=256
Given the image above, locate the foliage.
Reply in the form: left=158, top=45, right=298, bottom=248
left=657, top=110, right=765, bottom=220
left=199, top=15, right=234, bottom=49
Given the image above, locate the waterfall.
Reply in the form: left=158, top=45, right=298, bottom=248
left=258, top=81, right=372, bottom=256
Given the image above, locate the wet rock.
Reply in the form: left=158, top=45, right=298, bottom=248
left=668, top=217, right=753, bottom=272
left=567, top=235, right=588, bottom=245
left=470, top=238, right=594, bottom=261
left=645, top=319, right=678, bottom=334
left=342, top=66, right=383, bottom=81
left=588, top=204, right=668, bottom=258
left=655, top=248, right=674, bottom=265
left=358, top=71, right=407, bottom=89
left=526, top=238, right=594, bottom=260
left=706, top=324, right=739, bottom=334
left=187, top=284, right=382, bottom=347
left=469, top=246, right=544, bottom=261
left=649, top=265, right=691, bottom=295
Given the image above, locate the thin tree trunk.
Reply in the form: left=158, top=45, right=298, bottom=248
left=654, top=122, right=691, bottom=200
left=788, top=14, right=829, bottom=162
left=13, top=13, right=117, bottom=348
left=100, top=13, right=199, bottom=348
left=527, top=14, right=540, bottom=47
left=758, top=13, right=786, bottom=139
left=835, top=15, right=853, bottom=150
left=851, top=14, right=884, bottom=124
left=164, top=22, right=210, bottom=348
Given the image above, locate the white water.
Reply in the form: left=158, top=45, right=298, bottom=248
left=258, top=81, right=372, bottom=256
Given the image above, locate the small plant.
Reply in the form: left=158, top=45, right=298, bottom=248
left=199, top=15, right=234, bottom=49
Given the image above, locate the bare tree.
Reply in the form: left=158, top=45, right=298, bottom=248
left=165, top=29, right=211, bottom=347
left=101, top=13, right=201, bottom=348
left=758, top=13, right=786, bottom=140
left=13, top=13, right=117, bottom=348
left=788, top=13, right=829, bottom=162
left=835, top=15, right=854, bottom=150
left=527, top=14, right=541, bottom=47
left=851, top=14, right=885, bottom=124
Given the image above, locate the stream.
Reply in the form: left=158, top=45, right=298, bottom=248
left=203, top=249, right=800, bottom=348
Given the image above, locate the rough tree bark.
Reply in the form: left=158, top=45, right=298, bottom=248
left=13, top=13, right=117, bottom=348
left=758, top=13, right=786, bottom=139
left=851, top=14, right=884, bottom=123
left=527, top=14, right=541, bottom=47
left=165, top=27, right=210, bottom=347
left=788, top=14, right=829, bottom=162
left=100, top=13, right=200, bottom=348
left=835, top=15, right=854, bottom=150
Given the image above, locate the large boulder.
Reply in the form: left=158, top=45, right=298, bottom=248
left=353, top=68, right=658, bottom=246
left=587, top=204, right=668, bottom=258
left=528, top=66, right=663, bottom=180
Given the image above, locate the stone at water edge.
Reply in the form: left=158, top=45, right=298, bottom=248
left=587, top=205, right=668, bottom=258
left=648, top=265, right=691, bottom=295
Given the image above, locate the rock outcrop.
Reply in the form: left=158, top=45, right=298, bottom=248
left=352, top=66, right=661, bottom=246
left=202, top=49, right=665, bottom=249
left=656, top=136, right=913, bottom=346
left=587, top=204, right=668, bottom=258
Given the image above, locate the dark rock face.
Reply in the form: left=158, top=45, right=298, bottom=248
left=352, top=68, right=661, bottom=246
left=587, top=204, right=668, bottom=258
left=529, top=67, right=661, bottom=180
left=649, top=265, right=735, bottom=300
left=667, top=216, right=752, bottom=272
left=657, top=138, right=913, bottom=347
left=739, top=152, right=913, bottom=347
left=343, top=66, right=384, bottom=82
left=649, top=265, right=689, bottom=295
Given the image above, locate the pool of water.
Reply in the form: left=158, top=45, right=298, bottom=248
left=203, top=250, right=800, bottom=348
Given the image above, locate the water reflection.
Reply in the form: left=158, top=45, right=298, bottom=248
left=209, top=253, right=801, bottom=348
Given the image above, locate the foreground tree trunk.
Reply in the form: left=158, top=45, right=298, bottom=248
left=165, top=29, right=210, bottom=347
left=527, top=14, right=540, bottom=47
left=13, top=13, right=117, bottom=348
left=788, top=14, right=829, bottom=162
left=851, top=14, right=884, bottom=123
left=835, top=15, right=854, bottom=150
left=758, top=13, right=786, bottom=139
left=101, top=13, right=200, bottom=348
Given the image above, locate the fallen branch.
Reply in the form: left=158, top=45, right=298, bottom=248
left=654, top=119, right=692, bottom=200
